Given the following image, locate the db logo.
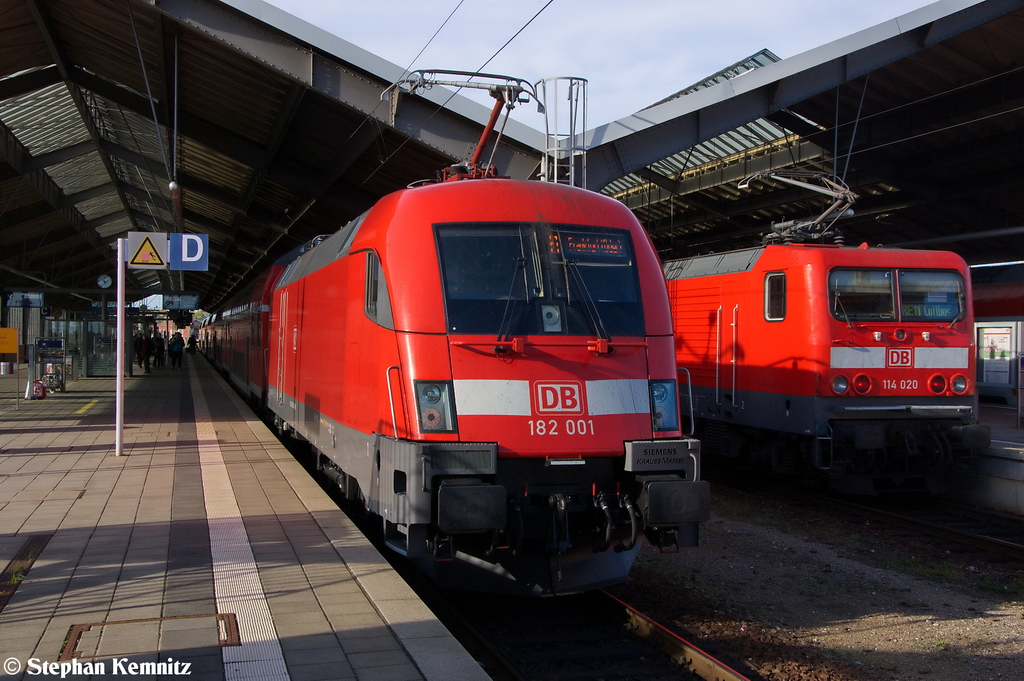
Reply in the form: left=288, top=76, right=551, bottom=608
left=887, top=348, right=914, bottom=368
left=534, top=382, right=584, bottom=414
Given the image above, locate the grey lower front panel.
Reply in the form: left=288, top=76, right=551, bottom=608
left=268, top=385, right=698, bottom=594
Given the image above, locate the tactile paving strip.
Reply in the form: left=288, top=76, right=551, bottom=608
left=189, top=364, right=290, bottom=681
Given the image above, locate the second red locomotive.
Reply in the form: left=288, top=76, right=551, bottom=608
left=665, top=241, right=990, bottom=494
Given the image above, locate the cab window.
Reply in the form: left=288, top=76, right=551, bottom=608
left=764, top=272, right=786, bottom=321
left=365, top=251, right=394, bottom=329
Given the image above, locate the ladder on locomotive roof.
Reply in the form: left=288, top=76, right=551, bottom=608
left=537, top=77, right=588, bottom=188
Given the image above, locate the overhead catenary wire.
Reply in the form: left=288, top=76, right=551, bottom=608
left=118, top=102, right=175, bottom=218
left=172, top=34, right=180, bottom=184
left=841, top=74, right=869, bottom=183
left=809, top=62, right=1024, bottom=172
left=363, top=0, right=555, bottom=184
left=225, top=0, right=471, bottom=284
left=125, top=0, right=172, bottom=188
left=122, top=0, right=186, bottom=295
left=326, top=0, right=469, bottom=180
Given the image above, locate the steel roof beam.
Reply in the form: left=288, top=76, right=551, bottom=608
left=777, top=79, right=1024, bottom=239
left=0, top=65, right=61, bottom=100
left=623, top=139, right=828, bottom=212
left=21, top=140, right=95, bottom=172
left=69, top=67, right=272, bottom=171
left=60, top=183, right=117, bottom=207
left=84, top=210, right=129, bottom=231
left=5, top=229, right=95, bottom=263
left=0, top=119, right=96, bottom=248
left=0, top=200, right=56, bottom=229
left=73, top=65, right=386, bottom=213
left=584, top=0, right=1024, bottom=191
left=95, top=139, right=287, bottom=225
left=20, top=239, right=109, bottom=272
left=205, top=79, right=308, bottom=291
left=23, top=0, right=164, bottom=290
left=784, top=67, right=1024, bottom=168
left=154, top=0, right=543, bottom=177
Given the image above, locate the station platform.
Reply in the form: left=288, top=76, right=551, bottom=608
left=979, top=402, right=1024, bottom=444
left=961, top=403, right=1024, bottom=516
left=0, top=357, right=488, bottom=680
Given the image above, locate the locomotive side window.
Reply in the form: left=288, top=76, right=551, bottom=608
left=364, top=251, right=394, bottom=329
left=764, top=272, right=786, bottom=321
left=829, top=269, right=894, bottom=321
left=435, top=223, right=644, bottom=336
left=898, top=270, right=964, bottom=322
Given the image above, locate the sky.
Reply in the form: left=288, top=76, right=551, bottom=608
left=260, top=0, right=946, bottom=130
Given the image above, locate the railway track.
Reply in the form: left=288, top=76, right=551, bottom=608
left=278, top=418, right=755, bottom=681
left=291, top=440, right=752, bottom=681
left=437, top=588, right=752, bottom=681
left=813, top=495, right=1024, bottom=563
left=709, top=463, right=1024, bottom=565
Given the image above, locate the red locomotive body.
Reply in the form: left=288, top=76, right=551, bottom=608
left=210, top=178, right=708, bottom=594
left=665, top=242, right=990, bottom=494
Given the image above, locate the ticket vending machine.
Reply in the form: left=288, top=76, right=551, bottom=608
left=34, top=337, right=66, bottom=393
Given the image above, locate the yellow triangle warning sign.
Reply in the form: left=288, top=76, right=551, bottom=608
left=129, top=236, right=166, bottom=267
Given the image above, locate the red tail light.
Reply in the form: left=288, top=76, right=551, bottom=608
left=928, top=374, right=947, bottom=394
left=852, top=374, right=872, bottom=394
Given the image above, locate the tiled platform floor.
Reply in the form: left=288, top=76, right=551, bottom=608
left=0, top=356, right=487, bottom=681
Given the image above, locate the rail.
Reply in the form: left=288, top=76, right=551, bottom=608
left=602, top=590, right=752, bottom=681
left=793, top=491, right=1024, bottom=563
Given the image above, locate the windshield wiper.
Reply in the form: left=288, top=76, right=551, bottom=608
left=834, top=290, right=853, bottom=328
left=565, top=258, right=610, bottom=342
left=496, top=256, right=527, bottom=343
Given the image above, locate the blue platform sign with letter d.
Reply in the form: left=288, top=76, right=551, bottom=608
left=169, top=234, right=208, bottom=271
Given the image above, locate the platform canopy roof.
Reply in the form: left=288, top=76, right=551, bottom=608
left=591, top=0, right=1024, bottom=266
left=0, top=0, right=544, bottom=311
left=2, top=0, right=1024, bottom=314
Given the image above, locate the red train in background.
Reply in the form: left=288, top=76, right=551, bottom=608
left=202, top=73, right=708, bottom=594
left=664, top=241, right=991, bottom=494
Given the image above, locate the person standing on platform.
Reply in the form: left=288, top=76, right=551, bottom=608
left=168, top=331, right=185, bottom=370
left=153, top=333, right=165, bottom=369
left=134, top=333, right=144, bottom=370
left=139, top=334, right=153, bottom=373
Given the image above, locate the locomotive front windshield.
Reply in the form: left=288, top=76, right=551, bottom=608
left=435, top=222, right=644, bottom=337
left=829, top=268, right=964, bottom=323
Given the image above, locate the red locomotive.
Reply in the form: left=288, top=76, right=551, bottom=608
left=205, top=74, right=708, bottom=594
left=665, top=240, right=990, bottom=494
